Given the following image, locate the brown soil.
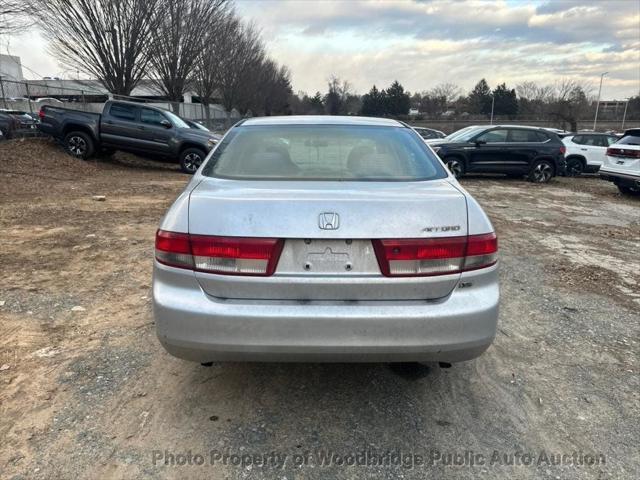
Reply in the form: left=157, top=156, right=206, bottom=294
left=1, top=139, right=638, bottom=480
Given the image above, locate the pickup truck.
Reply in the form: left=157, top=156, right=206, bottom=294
left=38, top=100, right=220, bottom=173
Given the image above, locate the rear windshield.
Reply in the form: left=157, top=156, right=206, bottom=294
left=616, top=135, right=640, bottom=146
left=202, top=125, right=447, bottom=181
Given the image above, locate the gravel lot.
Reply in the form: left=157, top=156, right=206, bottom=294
left=1, top=138, right=638, bottom=480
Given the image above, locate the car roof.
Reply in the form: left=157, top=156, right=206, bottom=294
left=489, top=124, right=548, bottom=130
left=241, top=115, right=404, bottom=127
left=575, top=131, right=613, bottom=135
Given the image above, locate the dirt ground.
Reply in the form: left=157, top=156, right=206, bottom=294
left=1, top=138, right=638, bottom=480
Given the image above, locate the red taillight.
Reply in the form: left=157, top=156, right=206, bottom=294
left=38, top=108, right=46, bottom=120
left=190, top=235, right=283, bottom=276
left=372, top=233, right=497, bottom=277
left=464, top=233, right=499, bottom=272
left=155, top=230, right=193, bottom=270
left=559, top=146, right=566, bottom=156
left=155, top=230, right=283, bottom=276
left=607, top=147, right=640, bottom=159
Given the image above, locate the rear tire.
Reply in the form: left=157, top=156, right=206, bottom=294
left=1, top=126, right=13, bottom=140
left=444, top=157, right=465, bottom=178
left=179, top=147, right=207, bottom=174
left=566, top=157, right=585, bottom=177
left=528, top=159, right=554, bottom=183
left=617, top=184, right=640, bottom=196
left=64, top=131, right=95, bottom=160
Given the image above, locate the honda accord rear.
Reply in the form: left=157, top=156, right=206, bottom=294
left=153, top=116, right=499, bottom=363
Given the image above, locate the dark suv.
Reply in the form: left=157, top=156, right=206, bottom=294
left=429, top=125, right=567, bottom=182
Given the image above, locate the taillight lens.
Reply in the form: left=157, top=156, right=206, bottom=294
left=372, top=233, right=497, bottom=277
left=607, top=147, right=640, bottom=159
left=155, top=230, right=283, bottom=276
left=155, top=230, right=193, bottom=270
left=38, top=108, right=45, bottom=120
left=464, top=233, right=499, bottom=271
left=190, top=235, right=283, bottom=275
left=559, top=146, right=566, bottom=156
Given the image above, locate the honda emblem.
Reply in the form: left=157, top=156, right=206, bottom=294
left=318, top=212, right=340, bottom=230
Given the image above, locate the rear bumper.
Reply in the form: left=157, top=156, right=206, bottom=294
left=153, top=262, right=499, bottom=363
left=600, top=169, right=640, bottom=187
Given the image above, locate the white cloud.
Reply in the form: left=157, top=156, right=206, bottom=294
left=2, top=0, right=639, bottom=99
left=237, top=0, right=640, bottom=99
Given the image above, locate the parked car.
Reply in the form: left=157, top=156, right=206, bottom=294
left=153, top=116, right=499, bottom=364
left=425, top=125, right=485, bottom=145
left=600, top=128, right=640, bottom=196
left=412, top=126, right=446, bottom=140
left=0, top=111, right=20, bottom=139
left=38, top=100, right=220, bottom=173
left=184, top=119, right=225, bottom=143
left=184, top=119, right=209, bottom=131
left=0, top=109, right=39, bottom=130
left=562, top=132, right=620, bottom=176
left=543, top=127, right=572, bottom=137
left=35, top=97, right=64, bottom=105
left=428, top=125, right=566, bottom=182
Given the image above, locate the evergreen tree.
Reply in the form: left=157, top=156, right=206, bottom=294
left=492, top=83, right=518, bottom=115
left=384, top=80, right=411, bottom=116
left=360, top=85, right=386, bottom=116
left=468, top=79, right=492, bottom=114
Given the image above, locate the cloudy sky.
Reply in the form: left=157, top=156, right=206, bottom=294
left=3, top=0, right=639, bottom=99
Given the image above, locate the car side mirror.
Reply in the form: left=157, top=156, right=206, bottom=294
left=475, top=139, right=486, bottom=146
left=160, top=119, right=172, bottom=129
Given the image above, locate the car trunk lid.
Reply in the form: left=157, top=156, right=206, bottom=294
left=188, top=178, right=468, bottom=300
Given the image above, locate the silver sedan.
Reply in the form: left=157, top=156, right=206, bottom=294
left=153, top=116, right=499, bottom=363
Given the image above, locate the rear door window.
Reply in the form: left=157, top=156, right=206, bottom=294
left=476, top=129, right=508, bottom=143
left=140, top=108, right=167, bottom=126
left=507, top=129, right=540, bottom=143
left=534, top=131, right=550, bottom=142
left=109, top=104, right=137, bottom=121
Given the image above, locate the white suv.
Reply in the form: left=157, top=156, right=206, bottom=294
left=562, top=132, right=620, bottom=176
left=600, top=128, right=640, bottom=196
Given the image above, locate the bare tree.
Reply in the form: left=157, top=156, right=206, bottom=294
left=149, top=0, right=227, bottom=113
left=192, top=8, right=236, bottom=123
left=549, top=78, right=594, bottom=130
left=257, top=61, right=292, bottom=115
left=0, top=0, right=30, bottom=34
left=516, top=81, right=553, bottom=102
left=200, top=18, right=265, bottom=118
left=193, top=10, right=292, bottom=119
left=223, top=22, right=265, bottom=115
left=324, top=76, right=352, bottom=115
left=430, top=82, right=461, bottom=105
left=29, top=0, right=160, bottom=95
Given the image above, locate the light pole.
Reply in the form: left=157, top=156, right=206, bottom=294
left=490, top=95, right=495, bottom=125
left=593, top=71, right=608, bottom=131
left=621, top=98, right=629, bottom=131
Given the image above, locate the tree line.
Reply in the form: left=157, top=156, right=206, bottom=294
left=291, top=77, right=639, bottom=131
left=15, top=0, right=292, bottom=117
